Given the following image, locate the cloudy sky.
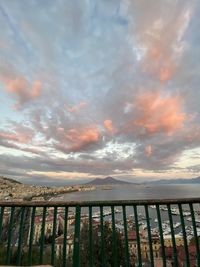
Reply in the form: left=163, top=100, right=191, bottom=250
left=0, top=0, right=200, bottom=185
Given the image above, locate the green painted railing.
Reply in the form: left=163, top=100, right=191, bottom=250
left=0, top=198, right=200, bottom=266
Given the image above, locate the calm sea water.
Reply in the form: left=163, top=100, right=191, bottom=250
left=54, top=184, right=200, bottom=232
left=59, top=184, right=200, bottom=201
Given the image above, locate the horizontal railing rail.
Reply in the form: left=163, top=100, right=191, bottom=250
left=0, top=198, right=200, bottom=266
left=1, top=197, right=200, bottom=206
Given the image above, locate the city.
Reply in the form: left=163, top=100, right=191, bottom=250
left=0, top=176, right=95, bottom=202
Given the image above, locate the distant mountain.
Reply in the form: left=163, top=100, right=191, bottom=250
left=149, top=176, right=200, bottom=184
left=86, top=176, right=132, bottom=185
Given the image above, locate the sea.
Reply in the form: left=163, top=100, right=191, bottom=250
left=53, top=184, right=200, bottom=233
left=57, top=184, right=200, bottom=201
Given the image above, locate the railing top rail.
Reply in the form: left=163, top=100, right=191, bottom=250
left=0, top=198, right=200, bottom=207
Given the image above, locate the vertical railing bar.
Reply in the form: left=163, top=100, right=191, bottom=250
left=16, top=207, right=26, bottom=265
left=133, top=205, right=142, bottom=267
left=51, top=206, right=58, bottom=266
left=111, top=205, right=118, bottom=267
left=167, top=204, right=178, bottom=266
left=0, top=206, right=5, bottom=241
left=39, top=206, right=47, bottom=264
left=144, top=205, right=154, bottom=267
left=178, top=204, right=190, bottom=266
left=63, top=206, right=68, bottom=267
left=189, top=203, right=200, bottom=266
left=156, top=205, right=166, bottom=267
left=6, top=206, right=15, bottom=265
left=123, top=205, right=130, bottom=267
left=89, top=206, right=93, bottom=267
left=100, top=206, right=106, bottom=266
left=28, top=206, right=36, bottom=266
left=73, top=206, right=81, bottom=267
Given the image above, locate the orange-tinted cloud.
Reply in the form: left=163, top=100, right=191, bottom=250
left=133, top=91, right=186, bottom=135
left=0, top=130, right=33, bottom=144
left=159, top=66, right=174, bottom=82
left=3, top=77, right=42, bottom=108
left=66, top=102, right=87, bottom=113
left=104, top=119, right=115, bottom=135
left=148, top=47, right=162, bottom=59
left=31, top=81, right=42, bottom=97
left=56, top=126, right=101, bottom=152
left=0, top=133, right=19, bottom=142
left=139, top=7, right=192, bottom=83
left=142, top=44, right=175, bottom=82
left=145, top=145, right=152, bottom=157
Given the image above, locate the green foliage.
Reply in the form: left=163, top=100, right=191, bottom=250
left=80, top=221, right=126, bottom=267
left=0, top=245, right=61, bottom=266
left=0, top=245, right=7, bottom=264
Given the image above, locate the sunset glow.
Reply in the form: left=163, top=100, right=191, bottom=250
left=0, top=0, right=200, bottom=184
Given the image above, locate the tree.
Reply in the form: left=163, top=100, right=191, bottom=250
left=79, top=221, right=126, bottom=267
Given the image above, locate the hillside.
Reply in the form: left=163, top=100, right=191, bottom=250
left=150, top=176, right=200, bottom=184
left=0, top=176, right=21, bottom=185
left=86, top=176, right=132, bottom=185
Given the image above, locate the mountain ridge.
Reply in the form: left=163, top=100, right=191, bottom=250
left=85, top=176, right=133, bottom=185
left=148, top=176, right=200, bottom=184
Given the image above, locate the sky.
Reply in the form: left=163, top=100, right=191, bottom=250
left=0, top=0, right=200, bottom=185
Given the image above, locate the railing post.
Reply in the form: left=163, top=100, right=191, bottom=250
left=111, top=205, right=118, bottom=267
left=0, top=206, right=4, bottom=242
left=156, top=205, right=166, bottom=267
left=73, top=205, right=81, bottom=267
left=39, top=206, right=47, bottom=264
left=89, top=206, right=93, bottom=267
left=189, top=203, right=200, bottom=266
left=100, top=206, right=106, bottom=266
left=178, top=204, right=190, bottom=266
left=63, top=206, right=68, bottom=267
left=133, top=205, right=142, bottom=267
left=28, top=206, right=36, bottom=266
left=123, top=205, right=130, bottom=267
left=167, top=204, right=178, bottom=266
left=51, top=206, right=58, bottom=266
left=6, top=206, right=15, bottom=265
left=145, top=205, right=154, bottom=267
left=16, top=207, right=25, bottom=265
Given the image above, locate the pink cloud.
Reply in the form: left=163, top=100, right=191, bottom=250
left=65, top=102, right=87, bottom=113
left=31, top=80, right=42, bottom=97
left=138, top=7, right=193, bottom=83
left=0, top=125, right=34, bottom=144
left=104, top=119, right=115, bottom=135
left=2, top=76, right=42, bottom=108
left=159, top=66, right=174, bottom=82
left=0, top=133, right=19, bottom=142
left=56, top=126, right=101, bottom=152
left=142, top=43, right=175, bottom=82
left=131, top=91, right=186, bottom=135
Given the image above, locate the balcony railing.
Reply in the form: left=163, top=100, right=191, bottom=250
left=0, top=198, right=200, bottom=266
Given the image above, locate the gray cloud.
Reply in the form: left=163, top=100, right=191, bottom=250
left=0, top=0, right=200, bottom=183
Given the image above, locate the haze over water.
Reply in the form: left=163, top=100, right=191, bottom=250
left=59, top=184, right=200, bottom=201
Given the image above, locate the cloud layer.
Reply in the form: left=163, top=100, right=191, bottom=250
left=0, top=0, right=200, bottom=183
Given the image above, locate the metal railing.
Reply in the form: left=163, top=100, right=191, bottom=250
left=0, top=198, right=200, bottom=266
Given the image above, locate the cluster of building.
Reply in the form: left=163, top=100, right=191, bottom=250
left=18, top=208, right=198, bottom=267
left=0, top=176, right=95, bottom=201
